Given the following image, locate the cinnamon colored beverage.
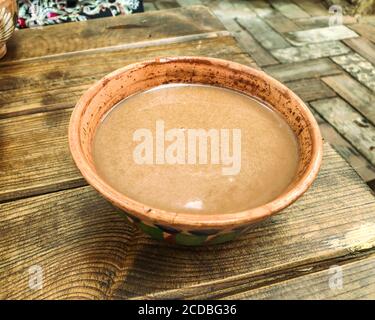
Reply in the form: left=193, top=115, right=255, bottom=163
left=93, top=84, right=300, bottom=214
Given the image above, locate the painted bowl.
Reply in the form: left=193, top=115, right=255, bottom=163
left=69, top=56, right=323, bottom=246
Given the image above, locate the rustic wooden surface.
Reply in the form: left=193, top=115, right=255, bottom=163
left=1, top=144, right=375, bottom=299
left=226, top=254, right=375, bottom=299
left=182, top=0, right=375, bottom=190
left=1, top=4, right=375, bottom=300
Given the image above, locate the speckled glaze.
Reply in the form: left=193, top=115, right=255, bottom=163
left=0, top=0, right=17, bottom=59
left=69, top=56, right=323, bottom=245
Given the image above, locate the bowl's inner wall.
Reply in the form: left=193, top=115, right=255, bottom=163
left=78, top=59, right=313, bottom=192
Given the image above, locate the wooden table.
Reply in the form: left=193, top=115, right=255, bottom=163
left=1, top=5, right=375, bottom=300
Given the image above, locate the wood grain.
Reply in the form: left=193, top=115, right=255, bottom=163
left=349, top=23, right=375, bottom=43
left=311, top=97, right=375, bottom=166
left=331, top=53, right=375, bottom=92
left=264, top=58, right=342, bottom=82
left=203, top=0, right=255, bottom=19
left=237, top=16, right=290, bottom=50
left=358, top=16, right=375, bottom=27
left=215, top=16, right=278, bottom=67
left=312, top=111, right=375, bottom=183
left=285, top=25, right=358, bottom=46
left=246, top=0, right=273, bottom=17
left=232, top=30, right=278, bottom=67
left=144, top=2, right=157, bottom=11
left=271, top=41, right=350, bottom=63
left=269, top=0, right=310, bottom=19
left=222, top=0, right=256, bottom=17
left=263, top=11, right=300, bottom=33
left=0, top=109, right=84, bottom=202
left=294, top=16, right=358, bottom=30
left=154, top=0, right=180, bottom=10
left=0, top=35, right=251, bottom=119
left=2, top=5, right=225, bottom=63
left=322, top=74, right=375, bottom=125
left=199, top=1, right=276, bottom=67
left=285, top=78, right=336, bottom=102
left=226, top=254, right=375, bottom=299
left=2, top=144, right=374, bottom=299
left=343, top=37, right=375, bottom=65
left=212, top=2, right=274, bottom=78
left=292, top=0, right=328, bottom=16
left=177, top=0, right=203, bottom=5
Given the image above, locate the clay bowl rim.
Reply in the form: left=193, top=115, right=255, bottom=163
left=69, top=56, right=323, bottom=230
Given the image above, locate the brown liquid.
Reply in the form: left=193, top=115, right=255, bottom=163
left=93, top=84, right=299, bottom=214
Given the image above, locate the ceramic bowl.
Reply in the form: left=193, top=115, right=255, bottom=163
left=69, top=56, right=323, bottom=246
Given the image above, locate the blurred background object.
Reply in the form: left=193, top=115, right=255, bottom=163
left=0, top=0, right=17, bottom=59
left=325, top=0, right=375, bottom=15
left=16, top=0, right=144, bottom=28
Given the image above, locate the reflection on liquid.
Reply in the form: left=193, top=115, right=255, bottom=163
left=184, top=199, right=203, bottom=210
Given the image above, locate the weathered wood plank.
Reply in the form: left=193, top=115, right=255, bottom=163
left=331, top=53, right=375, bottom=92
left=0, top=36, right=250, bottom=119
left=322, top=74, right=375, bottom=125
left=357, top=16, right=375, bottom=27
left=2, top=144, right=375, bottom=299
left=230, top=0, right=257, bottom=13
left=263, top=11, right=300, bottom=33
left=292, top=0, right=328, bottom=16
left=237, top=16, right=290, bottom=50
left=216, top=17, right=278, bottom=67
left=294, top=16, right=358, bottom=30
left=232, top=31, right=278, bottom=67
left=143, top=2, right=157, bottom=11
left=154, top=0, right=180, bottom=10
left=226, top=254, right=375, bottom=299
left=246, top=0, right=273, bottom=17
left=271, top=41, right=351, bottom=63
left=311, top=97, right=375, bottom=166
left=286, top=78, right=336, bottom=102
left=0, top=186, right=137, bottom=299
left=198, top=1, right=278, bottom=67
left=2, top=6, right=225, bottom=63
left=269, top=0, right=310, bottom=19
left=312, top=111, right=375, bottom=183
left=343, top=37, right=375, bottom=65
left=285, top=25, right=358, bottom=46
left=349, top=24, right=375, bottom=43
left=0, top=109, right=84, bottom=202
left=204, top=0, right=255, bottom=19
left=176, top=0, right=202, bottom=5
left=264, top=58, right=342, bottom=82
